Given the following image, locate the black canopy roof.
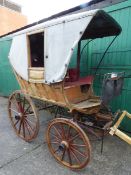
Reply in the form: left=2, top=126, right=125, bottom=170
left=82, top=10, right=122, bottom=39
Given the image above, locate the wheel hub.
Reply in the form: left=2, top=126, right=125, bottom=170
left=15, top=115, right=21, bottom=120
left=15, top=113, right=24, bottom=120
left=59, top=140, right=69, bottom=151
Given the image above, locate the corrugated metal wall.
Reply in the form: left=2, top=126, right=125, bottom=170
left=0, top=38, right=20, bottom=96
left=88, top=0, right=131, bottom=130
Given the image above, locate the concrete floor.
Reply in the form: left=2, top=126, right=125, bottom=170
left=0, top=96, right=130, bottom=175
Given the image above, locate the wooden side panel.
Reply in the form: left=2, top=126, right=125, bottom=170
left=16, top=74, right=66, bottom=105
left=15, top=73, right=101, bottom=114
left=65, top=85, right=93, bottom=104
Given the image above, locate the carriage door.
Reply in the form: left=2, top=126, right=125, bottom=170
left=28, top=31, right=44, bottom=82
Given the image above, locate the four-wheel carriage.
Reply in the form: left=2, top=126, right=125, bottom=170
left=7, top=9, right=123, bottom=170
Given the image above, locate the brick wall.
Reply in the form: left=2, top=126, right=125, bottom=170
left=0, top=6, right=27, bottom=36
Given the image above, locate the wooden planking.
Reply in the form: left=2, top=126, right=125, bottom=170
left=35, top=83, right=47, bottom=98
left=52, top=84, right=66, bottom=103
left=15, top=73, right=101, bottom=115
left=16, top=74, right=66, bottom=105
left=29, top=67, right=44, bottom=80
left=73, top=99, right=101, bottom=109
left=53, top=88, right=65, bottom=103
left=64, top=85, right=93, bottom=103
left=72, top=105, right=100, bottom=115
left=44, top=84, right=57, bottom=101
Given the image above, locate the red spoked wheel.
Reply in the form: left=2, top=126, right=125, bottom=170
left=46, top=118, right=91, bottom=170
left=8, top=91, right=39, bottom=142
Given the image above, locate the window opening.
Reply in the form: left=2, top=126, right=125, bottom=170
left=28, top=32, right=44, bottom=67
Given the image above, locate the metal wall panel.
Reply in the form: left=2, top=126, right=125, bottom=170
left=0, top=39, right=20, bottom=96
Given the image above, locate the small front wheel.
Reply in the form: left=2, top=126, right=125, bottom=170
left=8, top=91, right=39, bottom=142
left=46, top=118, right=91, bottom=170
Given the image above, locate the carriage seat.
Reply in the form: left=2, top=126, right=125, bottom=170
left=65, top=68, right=94, bottom=87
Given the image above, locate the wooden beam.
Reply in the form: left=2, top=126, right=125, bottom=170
left=110, top=110, right=131, bottom=145
left=110, top=128, right=131, bottom=145
left=114, top=111, right=127, bottom=129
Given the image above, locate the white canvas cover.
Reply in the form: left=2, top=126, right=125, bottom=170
left=9, top=34, right=28, bottom=80
left=8, top=9, right=121, bottom=84
left=44, top=16, right=92, bottom=83
left=9, top=10, right=95, bottom=83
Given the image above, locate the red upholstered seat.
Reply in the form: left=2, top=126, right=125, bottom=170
left=65, top=75, right=94, bottom=87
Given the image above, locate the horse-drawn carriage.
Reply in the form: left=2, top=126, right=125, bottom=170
left=7, top=9, right=131, bottom=170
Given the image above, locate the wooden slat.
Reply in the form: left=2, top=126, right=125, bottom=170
left=65, top=85, right=93, bottom=103
left=42, top=84, right=50, bottom=99
left=115, top=111, right=127, bottom=129
left=31, top=83, right=38, bottom=96
left=28, top=67, right=44, bottom=82
left=73, top=99, right=101, bottom=109
left=35, top=83, right=43, bottom=98
left=29, top=69, right=44, bottom=80
left=115, top=129, right=131, bottom=145
left=54, top=89, right=65, bottom=103
left=43, top=84, right=57, bottom=101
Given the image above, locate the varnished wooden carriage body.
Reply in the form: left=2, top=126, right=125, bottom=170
left=16, top=71, right=100, bottom=115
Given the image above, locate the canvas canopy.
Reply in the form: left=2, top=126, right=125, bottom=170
left=8, top=9, right=121, bottom=84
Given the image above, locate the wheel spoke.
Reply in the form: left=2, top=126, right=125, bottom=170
left=70, top=143, right=86, bottom=147
left=51, top=141, right=59, bottom=145
left=25, top=113, right=35, bottom=116
left=67, top=125, right=71, bottom=139
left=69, top=133, right=79, bottom=142
left=53, top=148, right=59, bottom=154
left=25, top=118, right=36, bottom=127
left=71, top=146, right=87, bottom=158
left=24, top=120, right=31, bottom=137
left=22, top=97, right=26, bottom=110
left=22, top=121, right=26, bottom=138
left=67, top=149, right=72, bottom=165
left=50, top=132, right=60, bottom=141
left=12, top=96, right=20, bottom=112
left=14, top=119, right=20, bottom=127
left=61, top=148, right=66, bottom=161
left=9, top=108, right=20, bottom=115
left=60, top=123, right=66, bottom=139
left=25, top=119, right=34, bottom=133
left=16, top=94, right=23, bottom=113
left=70, top=148, right=81, bottom=164
left=18, top=120, right=22, bottom=134
left=24, top=104, right=31, bottom=114
left=52, top=126, right=62, bottom=139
